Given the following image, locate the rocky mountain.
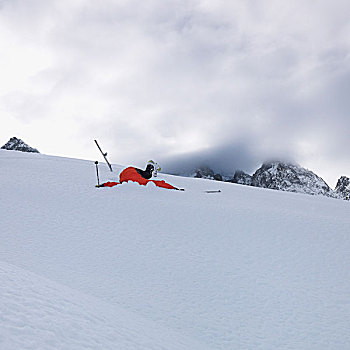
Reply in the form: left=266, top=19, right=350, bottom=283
left=1, top=137, right=39, bottom=153
left=190, top=166, right=223, bottom=181
left=335, top=176, right=350, bottom=200
left=249, top=161, right=337, bottom=198
left=186, top=161, right=344, bottom=199
left=227, top=170, right=252, bottom=186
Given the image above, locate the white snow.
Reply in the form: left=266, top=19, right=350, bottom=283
left=1, top=149, right=350, bottom=349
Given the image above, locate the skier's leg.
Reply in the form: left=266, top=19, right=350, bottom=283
left=151, top=180, right=179, bottom=190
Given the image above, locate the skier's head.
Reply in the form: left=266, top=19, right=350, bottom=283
left=145, top=163, right=154, bottom=173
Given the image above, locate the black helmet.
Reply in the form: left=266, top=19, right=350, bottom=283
left=146, top=163, right=154, bottom=172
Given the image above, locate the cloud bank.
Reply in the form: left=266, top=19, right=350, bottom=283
left=0, top=0, right=349, bottom=185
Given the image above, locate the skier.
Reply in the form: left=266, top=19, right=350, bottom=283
left=119, top=163, right=155, bottom=185
left=97, top=163, right=182, bottom=190
left=147, top=160, right=161, bottom=177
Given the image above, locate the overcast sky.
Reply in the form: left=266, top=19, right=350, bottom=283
left=1, top=0, right=349, bottom=186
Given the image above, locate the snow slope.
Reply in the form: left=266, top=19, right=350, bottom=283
left=0, top=261, right=211, bottom=350
left=1, top=149, right=350, bottom=349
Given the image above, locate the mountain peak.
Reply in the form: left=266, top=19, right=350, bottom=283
left=335, top=176, right=350, bottom=199
left=228, top=170, right=253, bottom=185
left=1, top=137, right=39, bottom=153
left=190, top=166, right=223, bottom=181
left=251, top=161, right=336, bottom=197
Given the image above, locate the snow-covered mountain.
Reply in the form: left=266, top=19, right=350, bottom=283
left=187, top=161, right=344, bottom=199
left=335, top=176, right=350, bottom=200
left=1, top=137, right=39, bottom=153
left=227, top=170, right=253, bottom=185
left=1, top=150, right=350, bottom=349
left=250, top=161, right=337, bottom=197
left=190, top=166, right=223, bottom=181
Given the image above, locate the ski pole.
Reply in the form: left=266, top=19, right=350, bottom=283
left=94, top=140, right=113, bottom=172
left=95, top=161, right=100, bottom=187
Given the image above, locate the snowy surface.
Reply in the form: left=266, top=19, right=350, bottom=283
left=1, top=149, right=350, bottom=349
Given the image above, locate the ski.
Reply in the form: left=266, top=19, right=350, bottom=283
left=94, top=140, right=113, bottom=172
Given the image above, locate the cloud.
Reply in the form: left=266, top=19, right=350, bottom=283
left=0, top=0, right=350, bottom=185
left=158, top=140, right=261, bottom=176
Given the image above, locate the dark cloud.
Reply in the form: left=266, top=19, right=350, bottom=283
left=159, top=141, right=262, bottom=176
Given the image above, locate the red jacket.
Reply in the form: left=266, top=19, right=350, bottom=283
left=100, top=167, right=179, bottom=190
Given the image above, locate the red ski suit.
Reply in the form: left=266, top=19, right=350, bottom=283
left=101, top=167, right=178, bottom=190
